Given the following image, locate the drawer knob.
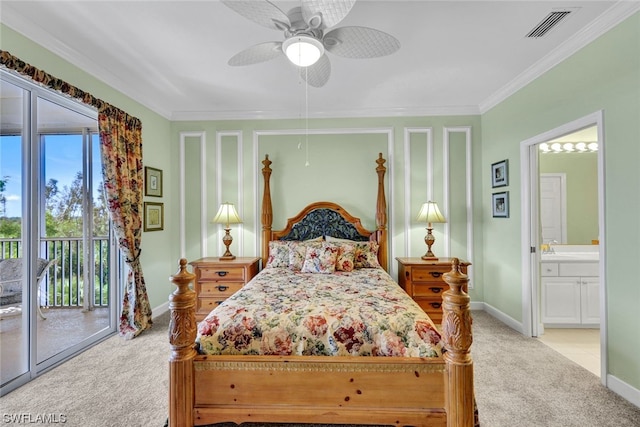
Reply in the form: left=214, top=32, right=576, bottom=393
left=216, top=285, right=229, bottom=292
left=430, top=302, right=442, bottom=309
left=429, top=287, right=443, bottom=293
left=429, top=272, right=442, bottom=278
left=216, top=271, right=228, bottom=277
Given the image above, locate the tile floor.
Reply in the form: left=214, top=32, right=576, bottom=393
left=0, top=307, right=111, bottom=385
left=537, top=327, right=601, bottom=377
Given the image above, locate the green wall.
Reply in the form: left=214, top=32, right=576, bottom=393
left=481, top=12, right=639, bottom=392
left=539, top=152, right=598, bottom=244
left=0, top=24, right=175, bottom=310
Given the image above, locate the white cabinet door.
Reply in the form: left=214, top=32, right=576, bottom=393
left=542, top=277, right=581, bottom=324
left=581, top=277, right=600, bottom=324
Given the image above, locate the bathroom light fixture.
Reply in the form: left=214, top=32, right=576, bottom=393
left=416, top=201, right=446, bottom=260
left=539, top=141, right=598, bottom=153
left=283, top=35, right=324, bottom=67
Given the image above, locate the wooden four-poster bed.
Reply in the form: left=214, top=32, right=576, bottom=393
left=168, top=153, right=475, bottom=427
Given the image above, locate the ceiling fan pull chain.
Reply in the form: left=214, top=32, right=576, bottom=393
left=305, top=67, right=310, bottom=167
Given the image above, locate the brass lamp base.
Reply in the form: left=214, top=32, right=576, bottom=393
left=421, top=225, right=438, bottom=260
left=220, top=228, right=236, bottom=260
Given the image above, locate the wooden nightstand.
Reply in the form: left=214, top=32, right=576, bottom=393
left=396, top=257, right=470, bottom=324
left=189, top=257, right=260, bottom=321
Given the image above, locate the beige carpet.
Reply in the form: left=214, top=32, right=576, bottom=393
left=1, top=310, right=639, bottom=427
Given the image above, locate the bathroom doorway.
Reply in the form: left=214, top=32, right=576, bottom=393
left=519, top=111, right=606, bottom=385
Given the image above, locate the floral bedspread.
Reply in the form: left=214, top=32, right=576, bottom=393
left=196, top=267, right=444, bottom=357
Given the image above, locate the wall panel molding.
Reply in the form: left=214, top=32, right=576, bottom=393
left=403, top=128, right=433, bottom=257
left=443, top=126, right=474, bottom=287
left=179, top=131, right=206, bottom=258
left=252, top=127, right=394, bottom=271
left=216, top=131, right=244, bottom=257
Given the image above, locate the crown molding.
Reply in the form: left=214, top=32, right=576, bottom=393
left=479, top=1, right=640, bottom=114
left=1, top=3, right=173, bottom=120
left=170, top=104, right=481, bottom=121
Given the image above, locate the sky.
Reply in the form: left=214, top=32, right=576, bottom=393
left=0, top=134, right=101, bottom=218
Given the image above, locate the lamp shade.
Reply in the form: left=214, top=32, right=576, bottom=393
left=212, top=203, right=242, bottom=227
left=416, top=201, right=446, bottom=224
left=282, top=35, right=324, bottom=67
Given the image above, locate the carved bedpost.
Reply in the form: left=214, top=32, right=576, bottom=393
left=262, top=155, right=273, bottom=268
left=168, top=259, right=197, bottom=427
left=442, top=258, right=474, bottom=427
left=375, top=153, right=388, bottom=270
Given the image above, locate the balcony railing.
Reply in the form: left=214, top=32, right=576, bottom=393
left=1, top=237, right=110, bottom=308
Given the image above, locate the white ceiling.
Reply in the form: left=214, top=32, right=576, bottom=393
left=1, top=1, right=638, bottom=121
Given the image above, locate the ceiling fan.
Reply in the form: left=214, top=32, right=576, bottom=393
left=222, top=0, right=400, bottom=87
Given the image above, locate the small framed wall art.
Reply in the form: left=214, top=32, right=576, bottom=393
left=144, top=202, right=164, bottom=231
left=492, top=191, right=509, bottom=218
left=145, top=166, right=163, bottom=197
left=491, top=159, right=508, bottom=188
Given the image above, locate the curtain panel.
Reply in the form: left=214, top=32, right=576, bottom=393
left=1, top=49, right=153, bottom=338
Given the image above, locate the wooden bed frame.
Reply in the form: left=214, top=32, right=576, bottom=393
left=168, top=153, right=475, bottom=427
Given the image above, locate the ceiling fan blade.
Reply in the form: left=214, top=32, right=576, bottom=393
left=301, top=0, right=356, bottom=29
left=299, top=55, right=331, bottom=88
left=324, top=26, right=400, bottom=58
left=228, top=41, right=283, bottom=66
left=221, top=0, right=290, bottom=31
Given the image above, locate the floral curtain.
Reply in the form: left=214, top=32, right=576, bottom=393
left=1, top=50, right=153, bottom=338
left=98, top=110, right=152, bottom=338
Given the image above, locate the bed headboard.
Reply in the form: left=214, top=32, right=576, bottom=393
left=261, top=153, right=388, bottom=271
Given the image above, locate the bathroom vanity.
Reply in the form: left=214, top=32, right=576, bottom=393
left=540, top=246, right=600, bottom=327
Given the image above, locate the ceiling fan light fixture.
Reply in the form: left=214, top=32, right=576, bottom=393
left=283, top=35, right=324, bottom=67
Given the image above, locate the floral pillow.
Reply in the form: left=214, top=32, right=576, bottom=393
left=335, top=243, right=356, bottom=272
left=301, top=243, right=339, bottom=274
left=265, top=241, right=290, bottom=268
left=353, top=241, right=381, bottom=269
left=288, top=240, right=324, bottom=271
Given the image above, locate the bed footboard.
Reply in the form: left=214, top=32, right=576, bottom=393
left=168, top=259, right=197, bottom=427
left=442, top=258, right=474, bottom=427
left=168, top=258, right=474, bottom=427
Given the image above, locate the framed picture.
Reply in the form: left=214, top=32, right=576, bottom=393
left=491, top=159, right=508, bottom=188
left=492, top=191, right=509, bottom=218
left=145, top=166, right=163, bottom=197
left=144, top=202, right=164, bottom=231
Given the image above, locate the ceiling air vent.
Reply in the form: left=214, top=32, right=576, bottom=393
left=526, top=10, right=573, bottom=38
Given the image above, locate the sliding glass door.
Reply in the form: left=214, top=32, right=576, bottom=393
left=0, top=72, right=118, bottom=395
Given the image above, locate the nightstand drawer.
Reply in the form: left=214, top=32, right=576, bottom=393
left=198, top=298, right=226, bottom=315
left=412, top=283, right=447, bottom=297
left=190, top=257, right=261, bottom=322
left=415, top=298, right=443, bottom=312
left=200, top=282, right=243, bottom=298
left=199, top=266, right=245, bottom=281
left=411, top=267, right=447, bottom=282
left=396, top=257, right=471, bottom=325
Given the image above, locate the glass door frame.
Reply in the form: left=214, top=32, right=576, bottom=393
left=1, top=70, right=119, bottom=396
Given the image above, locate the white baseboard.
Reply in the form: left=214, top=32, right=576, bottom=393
left=607, top=374, right=640, bottom=409
left=474, top=302, right=639, bottom=409
left=475, top=302, right=525, bottom=334
left=152, top=301, right=169, bottom=319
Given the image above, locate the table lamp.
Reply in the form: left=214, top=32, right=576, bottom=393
left=416, top=201, right=446, bottom=260
left=212, top=203, right=242, bottom=260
